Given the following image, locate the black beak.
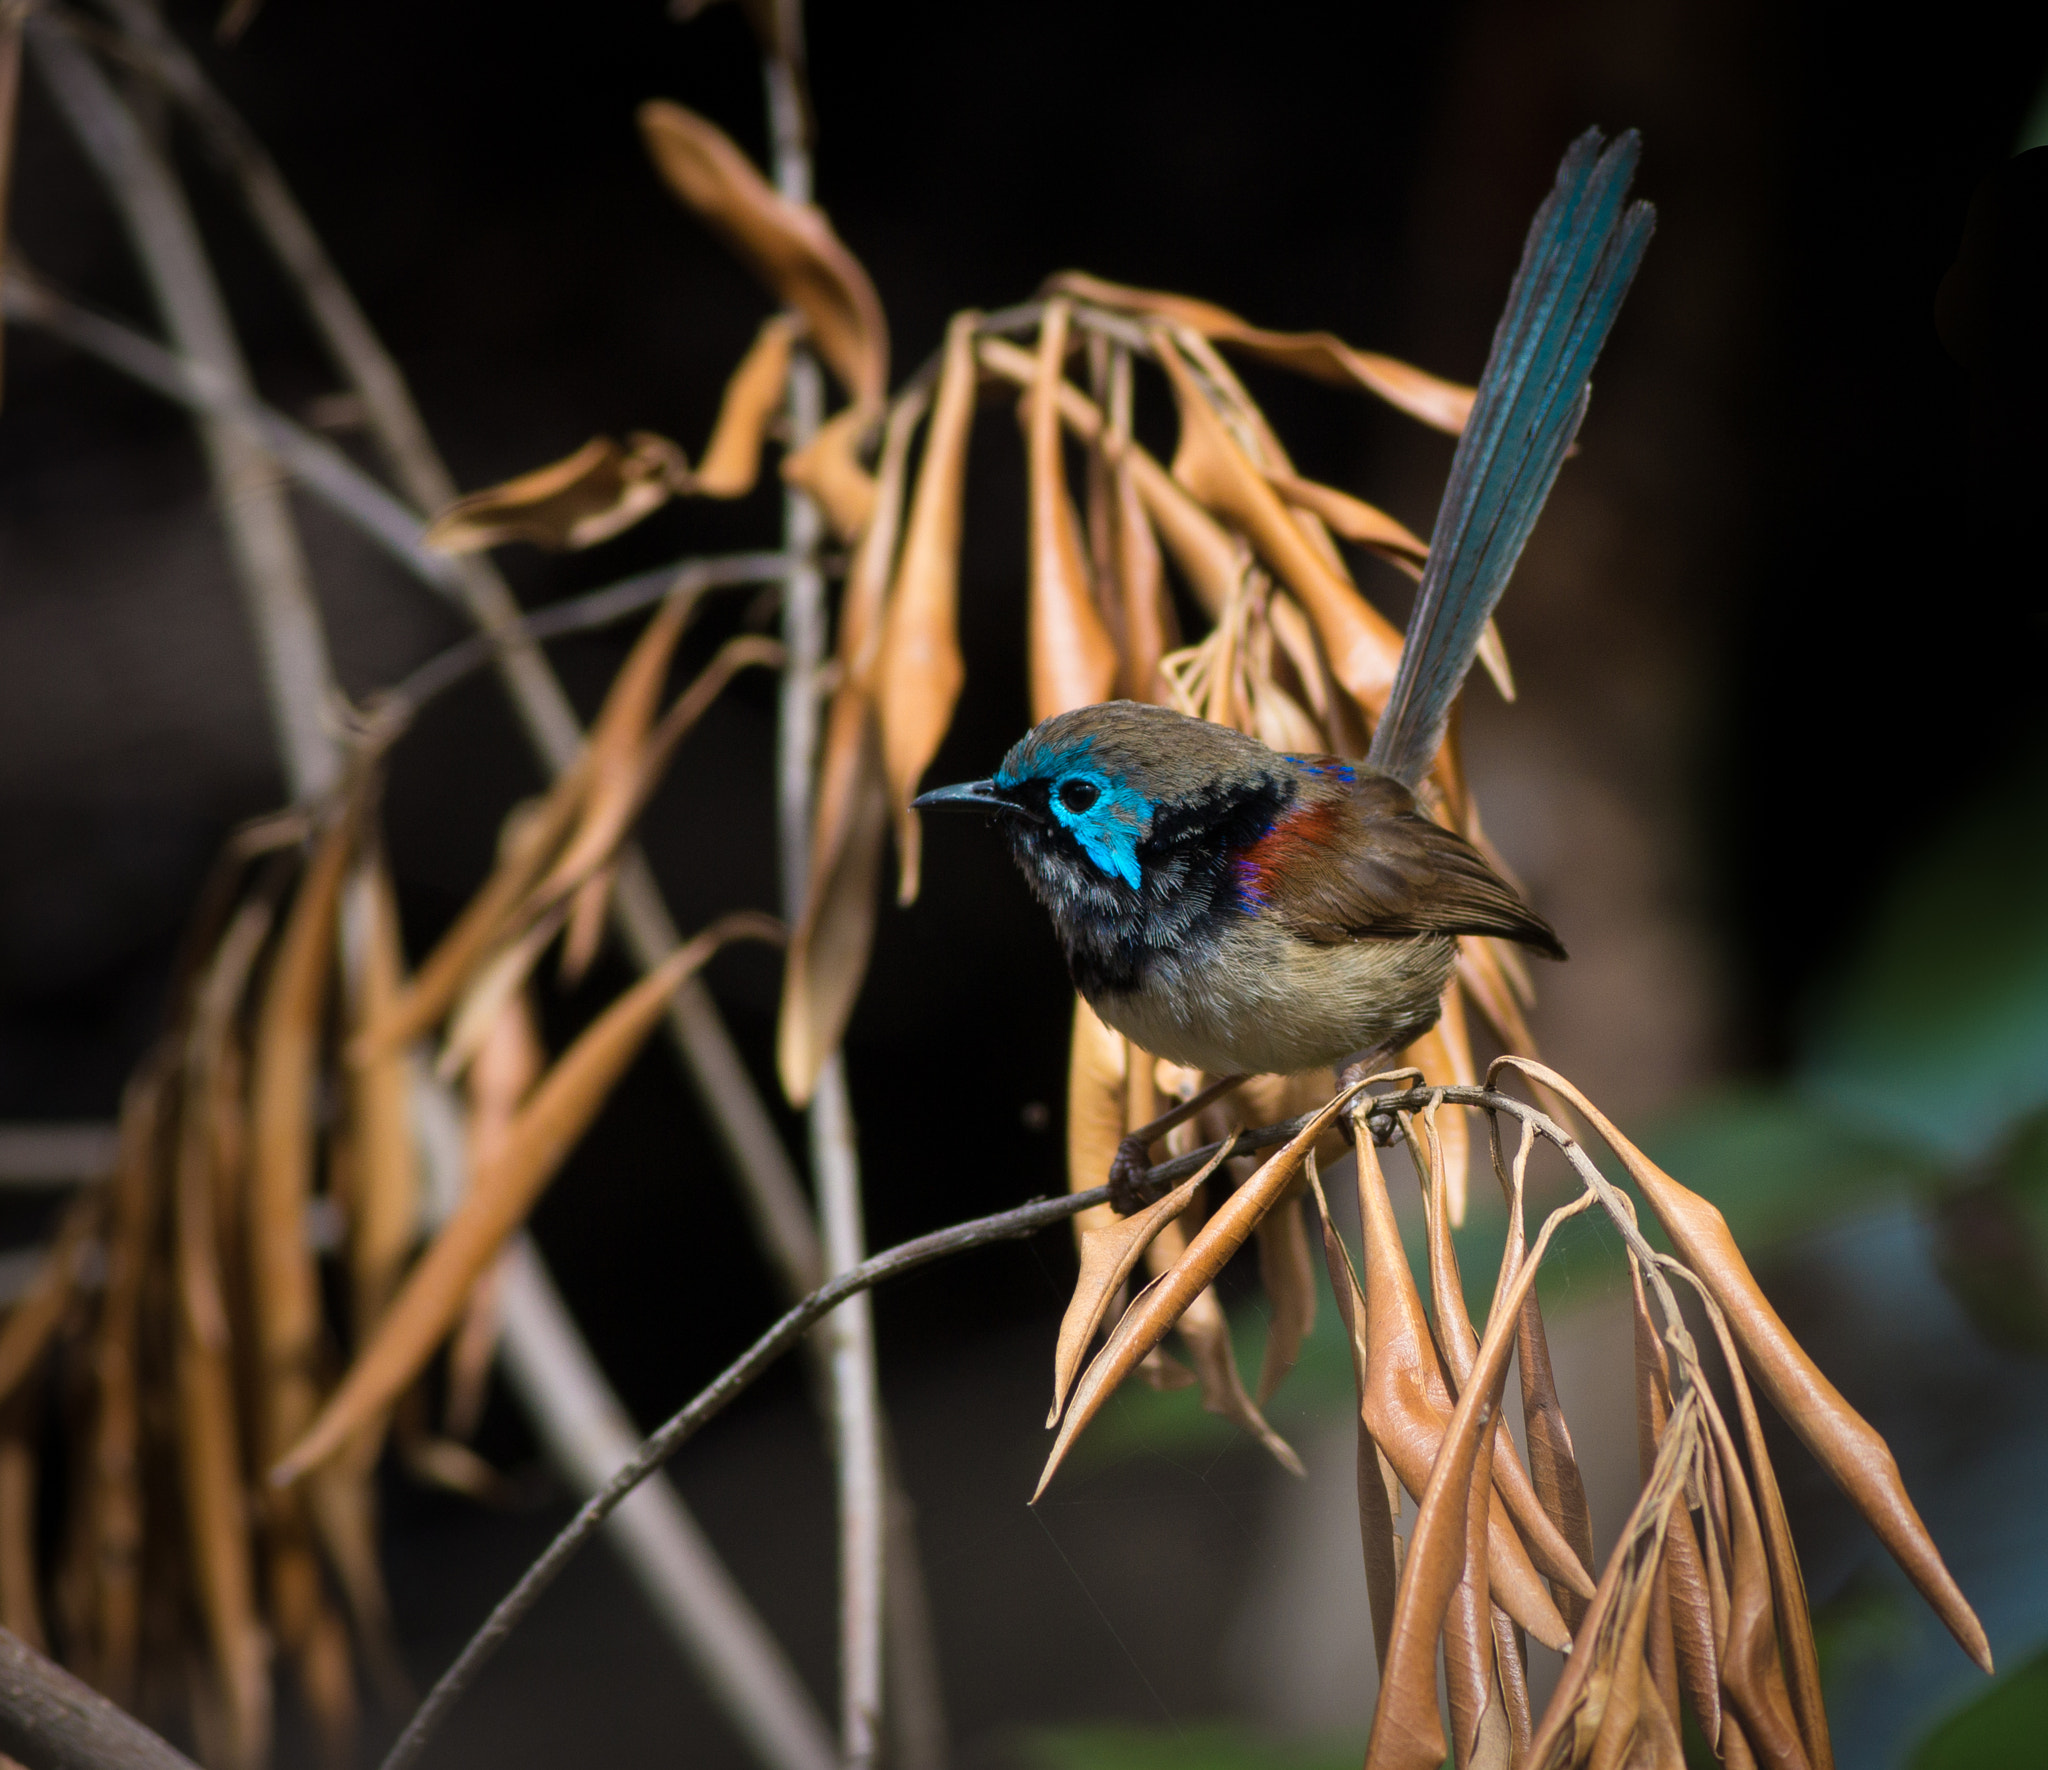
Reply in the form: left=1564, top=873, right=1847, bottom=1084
left=912, top=778, right=1033, bottom=818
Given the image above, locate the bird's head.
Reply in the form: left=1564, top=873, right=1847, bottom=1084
left=914, top=702, right=1291, bottom=951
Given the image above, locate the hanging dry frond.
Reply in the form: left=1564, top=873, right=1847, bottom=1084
left=692, top=313, right=801, bottom=499
left=1026, top=300, right=1119, bottom=721
left=272, top=912, right=784, bottom=1488
left=638, top=100, right=888, bottom=405
left=423, top=432, right=689, bottom=554
left=777, top=389, right=927, bottom=1102
left=782, top=401, right=880, bottom=542
left=877, top=311, right=977, bottom=902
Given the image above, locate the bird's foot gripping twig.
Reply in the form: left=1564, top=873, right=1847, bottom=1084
left=1107, top=1072, right=1248, bottom=1214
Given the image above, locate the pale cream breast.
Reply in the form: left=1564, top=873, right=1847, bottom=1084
left=1089, top=927, right=1458, bottom=1077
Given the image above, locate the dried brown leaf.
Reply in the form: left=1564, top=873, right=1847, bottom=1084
left=424, top=432, right=688, bottom=553
left=1035, top=1091, right=1367, bottom=1498
left=1689, top=1280, right=1834, bottom=1770
left=0, top=1435, right=42, bottom=1653
left=1524, top=1387, right=1700, bottom=1770
left=774, top=389, right=929, bottom=1105
left=693, top=314, right=800, bottom=499
left=1695, top=1377, right=1811, bottom=1770
left=639, top=101, right=888, bottom=405
left=1253, top=1191, right=1315, bottom=1405
left=1265, top=466, right=1429, bottom=566
left=1028, top=302, right=1119, bottom=721
left=251, top=801, right=359, bottom=1470
left=1367, top=1190, right=1593, bottom=1770
left=83, top=1063, right=168, bottom=1704
left=978, top=334, right=1245, bottom=620
left=1519, top=1273, right=1597, bottom=1635
left=1307, top=1158, right=1400, bottom=1669
left=782, top=401, right=880, bottom=542
left=879, top=312, right=977, bottom=902
left=1045, top=271, right=1475, bottom=433
left=1632, top=1266, right=1721, bottom=1748
left=1048, top=1139, right=1235, bottom=1427
left=1164, top=1272, right=1303, bottom=1477
left=173, top=895, right=276, bottom=1770
left=356, top=776, right=587, bottom=1060
left=1506, top=1058, right=1993, bottom=1673
left=1156, top=331, right=1409, bottom=722
left=346, top=861, right=418, bottom=1340
left=0, top=1188, right=100, bottom=1411
left=1402, top=986, right=1475, bottom=1224
left=273, top=913, right=783, bottom=1486
left=1492, top=1604, right=1534, bottom=1763
left=1352, top=1115, right=1576, bottom=1649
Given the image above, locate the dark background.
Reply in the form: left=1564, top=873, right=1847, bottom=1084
left=2, top=0, right=2045, bottom=1764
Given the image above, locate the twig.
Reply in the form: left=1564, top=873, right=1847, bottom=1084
left=27, top=15, right=340, bottom=802
left=763, top=13, right=892, bottom=1762
left=0, top=1626, right=201, bottom=1770
left=380, top=550, right=796, bottom=722
left=404, top=1071, right=839, bottom=1770
left=376, top=1182, right=1108, bottom=1770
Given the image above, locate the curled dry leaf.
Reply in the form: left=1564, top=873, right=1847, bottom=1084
left=782, top=401, right=880, bottom=542
left=356, top=775, right=589, bottom=1060
left=272, top=912, right=785, bottom=1487
left=1306, top=1156, right=1401, bottom=1670
left=1156, top=331, right=1407, bottom=721
left=1524, top=1386, right=1702, bottom=1770
left=1048, top=1138, right=1235, bottom=1426
left=1253, top=1192, right=1315, bottom=1405
left=1632, top=1267, right=1721, bottom=1748
left=175, top=898, right=274, bottom=1770
left=0, top=1434, right=42, bottom=1652
left=345, top=860, right=418, bottom=1340
left=1265, top=465, right=1428, bottom=567
left=1027, top=301, right=1119, bottom=721
left=1045, top=270, right=1476, bottom=434
left=878, top=311, right=977, bottom=902
left=423, top=432, right=688, bottom=553
left=1505, top=1058, right=1993, bottom=1673
left=1400, top=984, right=1475, bottom=1224
left=1036, top=1088, right=1368, bottom=1500
left=638, top=100, right=888, bottom=405
left=778, top=389, right=928, bottom=1103
left=693, top=313, right=800, bottom=499
left=447, top=988, right=544, bottom=1442
left=250, top=799, right=359, bottom=1468
left=84, top=1063, right=167, bottom=1704
left=0, top=1189, right=102, bottom=1411
left=1352, top=1115, right=1580, bottom=1648
left=1366, top=1191, right=1592, bottom=1770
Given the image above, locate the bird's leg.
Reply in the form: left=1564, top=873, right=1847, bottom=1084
left=1109, top=1073, right=1250, bottom=1215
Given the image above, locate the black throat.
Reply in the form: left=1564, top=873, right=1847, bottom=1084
left=1003, top=768, right=1294, bottom=998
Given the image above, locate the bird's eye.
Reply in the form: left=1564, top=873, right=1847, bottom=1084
left=1058, top=778, right=1100, bottom=815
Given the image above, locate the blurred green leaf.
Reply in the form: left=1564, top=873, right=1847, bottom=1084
left=1804, top=742, right=2048, bottom=1161
left=1017, top=1722, right=1364, bottom=1770
left=1907, top=1646, right=2048, bottom=1769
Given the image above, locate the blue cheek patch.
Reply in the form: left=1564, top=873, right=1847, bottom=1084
left=1052, top=771, right=1150, bottom=889
left=996, top=736, right=1152, bottom=889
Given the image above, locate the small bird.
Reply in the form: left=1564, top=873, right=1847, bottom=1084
left=915, top=129, right=1653, bottom=1204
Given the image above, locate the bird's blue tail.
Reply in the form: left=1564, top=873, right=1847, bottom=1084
left=1368, top=128, right=1654, bottom=790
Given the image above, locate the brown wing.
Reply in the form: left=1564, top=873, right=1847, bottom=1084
left=1243, top=769, right=1566, bottom=957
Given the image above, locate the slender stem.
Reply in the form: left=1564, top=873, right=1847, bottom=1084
left=27, top=16, right=339, bottom=802
left=763, top=16, right=889, bottom=1762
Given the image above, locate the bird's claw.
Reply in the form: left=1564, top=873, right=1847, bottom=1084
left=1108, top=1133, right=1159, bottom=1216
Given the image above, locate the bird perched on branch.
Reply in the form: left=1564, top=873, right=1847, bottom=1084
left=916, top=128, right=1654, bottom=1208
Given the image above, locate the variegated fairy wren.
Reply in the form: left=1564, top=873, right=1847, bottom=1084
left=916, top=129, right=1653, bottom=1207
